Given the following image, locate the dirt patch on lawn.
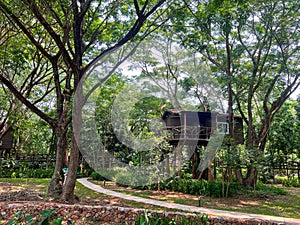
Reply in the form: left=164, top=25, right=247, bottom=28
left=0, top=181, right=159, bottom=225
left=0, top=182, right=44, bottom=202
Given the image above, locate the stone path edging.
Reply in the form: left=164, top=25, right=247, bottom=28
left=77, top=177, right=300, bottom=225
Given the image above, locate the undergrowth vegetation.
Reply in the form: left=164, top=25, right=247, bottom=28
left=91, top=170, right=290, bottom=198
left=6, top=210, right=67, bottom=225
left=132, top=211, right=209, bottom=225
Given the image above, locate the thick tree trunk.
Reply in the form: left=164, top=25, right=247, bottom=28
left=61, top=88, right=82, bottom=202
left=234, top=168, right=244, bottom=185
left=165, top=154, right=170, bottom=176
left=62, top=134, right=79, bottom=202
left=244, top=168, right=258, bottom=187
left=177, top=145, right=181, bottom=178
left=207, top=164, right=212, bottom=181
left=213, top=158, right=217, bottom=180
left=192, top=150, right=199, bottom=179
left=48, top=127, right=68, bottom=197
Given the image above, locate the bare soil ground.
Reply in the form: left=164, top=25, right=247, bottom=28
left=0, top=181, right=121, bottom=224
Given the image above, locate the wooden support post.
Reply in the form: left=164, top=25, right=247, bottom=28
left=178, top=145, right=181, bottom=178
left=166, top=154, right=170, bottom=176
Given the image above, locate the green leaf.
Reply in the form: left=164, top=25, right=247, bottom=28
left=39, top=210, right=53, bottom=217
left=53, top=218, right=63, bottom=225
left=38, top=217, right=50, bottom=225
left=25, top=214, right=34, bottom=222
left=6, top=218, right=16, bottom=225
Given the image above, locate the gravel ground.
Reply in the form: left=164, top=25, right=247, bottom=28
left=0, top=182, right=127, bottom=224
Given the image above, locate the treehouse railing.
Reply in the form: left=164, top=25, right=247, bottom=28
left=164, top=125, right=212, bottom=141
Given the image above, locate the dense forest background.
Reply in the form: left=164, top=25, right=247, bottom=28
left=0, top=0, right=299, bottom=202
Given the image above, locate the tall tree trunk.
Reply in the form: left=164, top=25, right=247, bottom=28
left=244, top=168, right=258, bottom=187
left=61, top=81, right=82, bottom=202
left=207, top=164, right=212, bottom=181
left=234, top=168, right=243, bottom=185
left=48, top=126, right=68, bottom=196
left=177, top=145, right=181, bottom=178
left=62, top=134, right=79, bottom=202
left=165, top=154, right=170, bottom=176
left=192, top=150, right=199, bottom=179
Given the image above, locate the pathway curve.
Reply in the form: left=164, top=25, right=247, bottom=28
left=77, top=177, right=300, bottom=225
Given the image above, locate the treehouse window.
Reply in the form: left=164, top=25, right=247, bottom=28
left=217, top=122, right=229, bottom=134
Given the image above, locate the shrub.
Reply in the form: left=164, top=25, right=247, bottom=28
left=282, top=178, right=300, bottom=187
left=6, top=209, right=66, bottom=225
left=133, top=211, right=209, bottom=225
left=91, top=171, right=104, bottom=181
left=115, top=172, right=135, bottom=187
left=206, top=180, right=222, bottom=198
left=146, top=175, right=240, bottom=198
left=0, top=159, right=55, bottom=178
left=255, top=182, right=288, bottom=195
left=276, top=177, right=300, bottom=188
left=0, top=168, right=53, bottom=178
left=190, top=179, right=207, bottom=196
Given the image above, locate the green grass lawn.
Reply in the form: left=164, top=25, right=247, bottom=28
left=91, top=180, right=300, bottom=219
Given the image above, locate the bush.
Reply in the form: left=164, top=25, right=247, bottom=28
left=276, top=177, right=300, bottom=188
left=92, top=168, right=240, bottom=198
left=91, top=167, right=127, bottom=182
left=255, top=182, right=288, bottom=195
left=206, top=180, right=223, bottom=198
left=91, top=171, right=105, bottom=181
left=147, top=175, right=240, bottom=198
left=133, top=211, right=209, bottom=225
left=7, top=210, right=66, bottom=225
left=116, top=172, right=141, bottom=187
left=0, top=167, right=53, bottom=178
left=282, top=178, right=300, bottom=187
left=190, top=179, right=207, bottom=195
left=0, top=159, right=55, bottom=179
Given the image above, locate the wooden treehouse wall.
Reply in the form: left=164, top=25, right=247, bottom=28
left=162, top=110, right=244, bottom=145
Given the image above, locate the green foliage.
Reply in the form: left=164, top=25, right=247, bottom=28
left=202, top=180, right=240, bottom=198
left=91, top=171, right=105, bottom=181
left=170, top=0, right=300, bottom=186
left=115, top=172, right=137, bottom=187
left=205, top=181, right=223, bottom=198
left=254, top=182, right=288, bottom=196
left=133, top=211, right=209, bottom=225
left=149, top=177, right=241, bottom=198
left=53, top=218, right=63, bottom=225
left=115, top=170, right=151, bottom=189
left=91, top=168, right=121, bottom=181
left=265, top=100, right=300, bottom=180
left=0, top=160, right=54, bottom=178
left=275, top=177, right=300, bottom=188
left=91, top=167, right=150, bottom=189
left=6, top=209, right=65, bottom=225
left=2, top=169, right=53, bottom=179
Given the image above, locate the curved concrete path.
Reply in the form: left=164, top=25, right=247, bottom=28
left=77, top=177, right=300, bottom=225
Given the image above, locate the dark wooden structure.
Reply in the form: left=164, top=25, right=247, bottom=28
left=0, top=125, right=13, bottom=159
left=162, top=110, right=244, bottom=145
left=17, top=153, right=55, bottom=163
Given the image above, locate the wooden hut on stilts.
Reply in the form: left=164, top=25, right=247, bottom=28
left=162, top=110, right=244, bottom=179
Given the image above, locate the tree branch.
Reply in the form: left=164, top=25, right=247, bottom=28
left=86, top=0, right=166, bottom=72
left=0, top=74, right=57, bottom=129
left=0, top=1, right=53, bottom=60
